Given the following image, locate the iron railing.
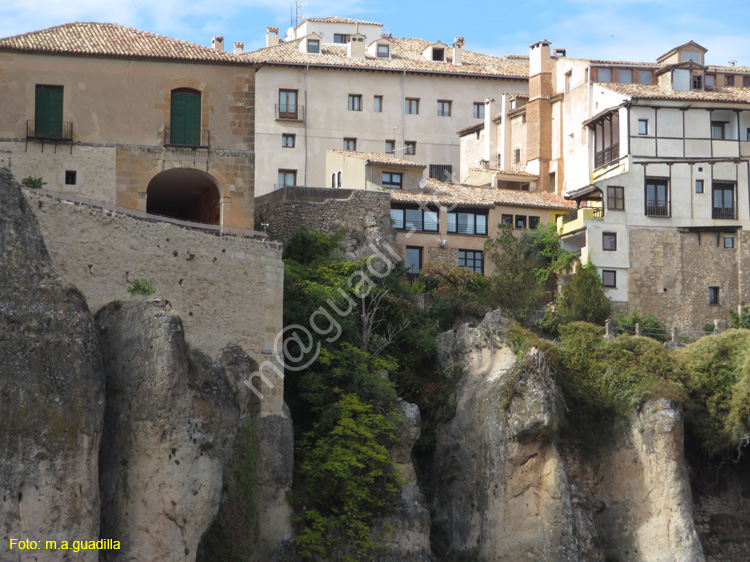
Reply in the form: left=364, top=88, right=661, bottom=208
left=594, top=143, right=619, bottom=169
left=561, top=207, right=603, bottom=224
left=275, top=104, right=305, bottom=121
left=164, top=126, right=210, bottom=148
left=26, top=119, right=73, bottom=140
left=645, top=203, right=669, bottom=217
left=712, top=207, right=736, bottom=220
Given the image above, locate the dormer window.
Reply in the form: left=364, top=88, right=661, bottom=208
left=432, top=48, right=445, bottom=61
left=682, top=51, right=701, bottom=63
left=692, top=73, right=703, bottom=90
left=377, top=44, right=390, bottom=58
left=308, top=39, right=320, bottom=53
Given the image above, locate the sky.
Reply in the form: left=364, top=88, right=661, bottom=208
left=1, top=0, right=750, bottom=66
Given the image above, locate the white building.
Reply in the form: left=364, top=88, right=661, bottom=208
left=244, top=17, right=529, bottom=196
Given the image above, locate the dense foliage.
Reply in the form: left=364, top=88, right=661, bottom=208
left=615, top=309, right=667, bottom=340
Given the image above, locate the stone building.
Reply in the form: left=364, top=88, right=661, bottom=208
left=0, top=22, right=256, bottom=228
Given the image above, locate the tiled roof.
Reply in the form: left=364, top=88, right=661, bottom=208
left=329, top=150, right=426, bottom=168
left=707, top=65, right=750, bottom=73
left=0, top=22, right=241, bottom=63
left=586, top=59, right=661, bottom=67
left=389, top=179, right=575, bottom=210
left=244, top=37, right=529, bottom=78
left=478, top=168, right=539, bottom=179
left=599, top=82, right=750, bottom=104
left=298, top=17, right=382, bottom=27
left=457, top=122, right=484, bottom=136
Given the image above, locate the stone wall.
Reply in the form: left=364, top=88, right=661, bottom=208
left=426, top=246, right=459, bottom=268
left=25, top=188, right=285, bottom=414
left=255, top=186, right=396, bottom=257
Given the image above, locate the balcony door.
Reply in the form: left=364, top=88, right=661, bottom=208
left=170, top=89, right=201, bottom=146
left=279, top=90, right=298, bottom=119
left=35, top=85, right=63, bottom=138
left=645, top=178, right=669, bottom=217
left=712, top=182, right=735, bottom=219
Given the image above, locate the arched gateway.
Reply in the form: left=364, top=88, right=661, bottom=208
left=146, top=168, right=221, bottom=225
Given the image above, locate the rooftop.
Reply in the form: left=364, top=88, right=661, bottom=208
left=0, top=22, right=241, bottom=63
left=298, top=17, right=382, bottom=27
left=599, top=82, right=750, bottom=104
left=390, top=179, right=575, bottom=210
left=328, top=150, right=426, bottom=168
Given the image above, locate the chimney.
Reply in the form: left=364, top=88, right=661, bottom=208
left=527, top=40, right=554, bottom=191
left=212, top=36, right=224, bottom=52
left=453, top=36, right=464, bottom=66
left=348, top=33, right=366, bottom=59
left=483, top=98, right=496, bottom=164
left=266, top=27, right=279, bottom=47
left=233, top=41, right=245, bottom=55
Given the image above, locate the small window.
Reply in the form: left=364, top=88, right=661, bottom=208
left=382, top=172, right=403, bottom=189
left=348, top=94, right=362, bottom=111
left=404, top=141, right=416, bottom=155
left=374, top=95, right=383, bottom=113
left=331, top=173, right=336, bottom=188
left=638, top=119, right=648, bottom=135
left=597, top=68, right=612, bottom=82
left=510, top=99, right=517, bottom=110
left=282, top=133, right=295, bottom=148
left=437, top=100, right=452, bottom=117
left=618, top=69, right=633, bottom=83
left=515, top=215, right=527, bottom=229
left=603, top=232, right=617, bottom=251
left=724, top=235, right=735, bottom=249
left=692, top=74, right=703, bottom=90
left=65, top=170, right=76, bottom=185
left=377, top=44, right=389, bottom=58
left=564, top=71, right=572, bottom=93
left=458, top=250, right=484, bottom=274
left=473, top=102, right=485, bottom=119
left=639, top=70, right=653, bottom=84
left=602, top=270, right=617, bottom=288
left=695, top=179, right=704, bottom=193
left=343, top=138, right=357, bottom=151
left=501, top=214, right=513, bottom=227
left=405, top=98, right=419, bottom=114
left=744, top=76, right=750, bottom=88
left=385, top=139, right=395, bottom=154
left=307, top=39, right=320, bottom=53
left=725, top=75, right=735, bottom=86
left=432, top=48, right=445, bottom=61
left=529, top=216, right=540, bottom=229
left=337, top=171, right=342, bottom=187
left=405, top=247, right=422, bottom=274
left=607, top=186, right=624, bottom=210
left=711, top=121, right=726, bottom=140
left=514, top=148, right=521, bottom=163
left=705, top=74, right=716, bottom=86
left=709, top=286, right=720, bottom=305
left=278, top=169, right=296, bottom=189
left=447, top=210, right=487, bottom=235
left=333, top=34, right=349, bottom=44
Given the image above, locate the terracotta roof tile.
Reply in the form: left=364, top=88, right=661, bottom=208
left=457, top=122, right=484, bottom=136
left=389, top=179, right=575, bottom=210
left=244, top=37, right=529, bottom=78
left=329, top=150, right=425, bottom=168
left=300, top=17, right=382, bottom=26
left=0, top=22, right=241, bottom=63
left=599, top=82, right=750, bottom=104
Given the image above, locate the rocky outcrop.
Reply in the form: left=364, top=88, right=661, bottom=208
left=0, top=169, right=105, bottom=560
left=96, top=299, right=249, bottom=562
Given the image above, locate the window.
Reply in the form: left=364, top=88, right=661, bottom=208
left=705, top=74, right=716, bottom=86
left=307, top=39, right=320, bottom=53
left=597, top=68, right=612, bottom=82
left=529, top=216, right=541, bottom=229
left=724, top=235, right=735, bottom=249
left=515, top=215, right=527, bottom=229
left=343, top=138, right=357, bottom=151
left=405, top=98, right=419, bottom=114
left=278, top=169, right=296, bottom=189
left=638, top=119, right=648, bottom=135
left=331, top=173, right=336, bottom=188
left=65, top=170, right=76, bottom=185
left=382, top=172, right=403, bottom=189
left=501, top=214, right=513, bottom=227
left=514, top=148, right=521, bottom=164
left=437, top=100, right=452, bottom=117
left=391, top=207, right=438, bottom=232
left=377, top=44, right=390, bottom=58
left=709, top=286, right=720, bottom=305
left=645, top=178, right=669, bottom=217
left=282, top=133, right=295, bottom=148
left=510, top=99, right=517, bottom=110
left=712, top=182, right=735, bottom=219
left=447, top=210, right=488, bottom=235
left=385, top=140, right=395, bottom=154
left=473, top=102, right=485, bottom=119
left=404, top=141, right=416, bottom=155
left=458, top=250, right=484, bottom=274
left=639, top=70, right=653, bottom=84
left=337, top=171, right=342, bottom=187
left=607, top=186, right=624, bottom=210
left=333, top=33, right=349, bottom=44
left=747, top=127, right=750, bottom=141
left=432, top=48, right=445, bottom=61
left=603, top=232, right=617, bottom=251
left=429, top=164, right=453, bottom=181
left=682, top=52, right=701, bottom=63
left=278, top=89, right=298, bottom=119
left=602, top=270, right=617, bottom=288
left=170, top=88, right=201, bottom=146
left=618, top=69, right=633, bottom=83
left=374, top=95, right=383, bottom=112
left=744, top=76, right=750, bottom=87
left=711, top=121, right=726, bottom=140
left=34, top=85, right=64, bottom=138
left=696, top=179, right=704, bottom=193
left=348, top=94, right=362, bottom=111
left=725, top=75, right=735, bottom=86
left=593, top=112, right=620, bottom=168
left=692, top=74, right=703, bottom=90
left=405, top=247, right=422, bottom=274
left=564, top=71, right=572, bottom=93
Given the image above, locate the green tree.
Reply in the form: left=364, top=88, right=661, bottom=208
left=556, top=261, right=611, bottom=326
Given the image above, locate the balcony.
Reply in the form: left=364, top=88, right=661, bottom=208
left=26, top=119, right=73, bottom=141
left=594, top=143, right=619, bottom=169
left=164, top=126, right=210, bottom=148
left=645, top=204, right=669, bottom=217
left=557, top=206, right=603, bottom=236
left=275, top=104, right=305, bottom=121
left=712, top=206, right=736, bottom=220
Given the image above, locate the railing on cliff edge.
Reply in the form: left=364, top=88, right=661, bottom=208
left=605, top=318, right=720, bottom=343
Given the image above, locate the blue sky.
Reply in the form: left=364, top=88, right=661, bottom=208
left=1, top=0, right=749, bottom=65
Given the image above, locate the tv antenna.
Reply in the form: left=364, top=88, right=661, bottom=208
left=292, top=2, right=307, bottom=27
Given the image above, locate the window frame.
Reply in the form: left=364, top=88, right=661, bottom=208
left=501, top=214, right=513, bottom=227
left=391, top=206, right=438, bottom=232
left=307, top=39, right=320, bottom=53
left=725, top=75, right=735, bottom=86
left=377, top=44, right=390, bottom=58
left=405, top=98, right=420, bottom=115
left=374, top=95, right=383, bottom=113
left=34, top=84, right=65, bottom=139
left=333, top=33, right=349, bottom=44
left=638, top=119, right=649, bottom=135
left=618, top=69, right=633, bottom=84
left=705, top=74, right=716, bottom=86
left=437, top=100, right=452, bottom=117
left=343, top=137, right=357, bottom=151
left=638, top=70, right=653, bottom=84
left=514, top=215, right=527, bottom=229
left=744, top=76, right=750, bottom=88
left=404, top=141, right=416, bottom=155
left=597, top=68, right=612, bottom=83
left=695, top=179, right=704, bottom=194
left=170, top=88, right=202, bottom=146
left=458, top=249, right=484, bottom=274
left=385, top=139, right=395, bottom=154
left=644, top=177, right=670, bottom=217
left=348, top=94, right=362, bottom=112
left=602, top=232, right=617, bottom=251
left=724, top=234, right=735, bottom=249
left=432, top=48, right=445, bottom=61
left=278, top=89, right=299, bottom=119
left=712, top=182, right=736, bottom=219
left=607, top=185, right=624, bottom=210
left=602, top=270, right=617, bottom=288
left=282, top=133, right=295, bottom=148
left=473, top=102, right=485, bottom=119
left=709, top=286, right=720, bottom=305
left=64, top=170, right=77, bottom=185
left=277, top=169, right=297, bottom=189
left=405, top=246, right=423, bottom=274
left=382, top=171, right=403, bottom=189
left=711, top=121, right=727, bottom=140
left=529, top=216, right=541, bottom=230
left=447, top=209, right=489, bottom=236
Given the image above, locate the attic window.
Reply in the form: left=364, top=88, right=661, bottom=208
left=692, top=73, right=703, bottom=90
left=705, top=74, right=716, bottom=86
left=333, top=34, right=349, bottom=44
left=377, top=44, right=390, bottom=58
left=308, top=40, right=320, bottom=53
left=432, top=48, right=445, bottom=61
left=682, top=51, right=701, bottom=63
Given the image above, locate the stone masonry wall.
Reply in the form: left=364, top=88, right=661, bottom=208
left=25, top=188, right=285, bottom=414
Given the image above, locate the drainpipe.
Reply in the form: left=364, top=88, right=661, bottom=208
left=401, top=70, right=406, bottom=153
left=304, top=65, right=309, bottom=186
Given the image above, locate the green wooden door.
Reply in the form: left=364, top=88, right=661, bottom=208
left=35, top=86, right=63, bottom=138
left=170, top=90, right=201, bottom=146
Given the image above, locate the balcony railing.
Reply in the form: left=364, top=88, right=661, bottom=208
left=275, top=104, right=305, bottom=121
left=645, top=203, right=669, bottom=217
left=712, top=207, right=736, bottom=220
left=164, top=126, right=210, bottom=148
left=26, top=119, right=73, bottom=141
left=594, top=143, right=619, bottom=169
left=561, top=207, right=603, bottom=224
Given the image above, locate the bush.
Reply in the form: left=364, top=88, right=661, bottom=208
left=616, top=309, right=667, bottom=341
left=127, top=278, right=156, bottom=296
left=730, top=303, right=750, bottom=329
left=21, top=176, right=46, bottom=189
left=555, top=261, right=611, bottom=327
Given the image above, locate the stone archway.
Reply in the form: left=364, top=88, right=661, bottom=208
left=146, top=168, right=221, bottom=225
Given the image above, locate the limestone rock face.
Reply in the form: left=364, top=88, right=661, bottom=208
left=0, top=169, right=105, bottom=560
left=96, top=299, right=245, bottom=562
left=372, top=398, right=432, bottom=562
left=432, top=311, right=596, bottom=561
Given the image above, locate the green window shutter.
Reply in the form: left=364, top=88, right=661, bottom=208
left=170, top=90, right=201, bottom=146
left=35, top=86, right=63, bottom=138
